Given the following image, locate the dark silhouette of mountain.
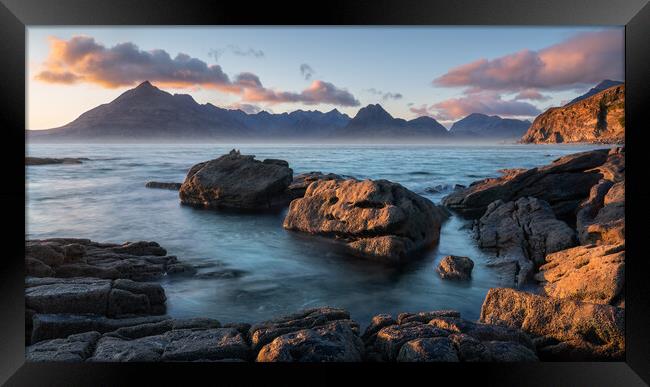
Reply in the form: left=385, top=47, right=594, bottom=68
left=449, top=113, right=531, bottom=140
left=566, top=80, right=624, bottom=106
left=28, top=81, right=351, bottom=142
left=336, top=104, right=449, bottom=139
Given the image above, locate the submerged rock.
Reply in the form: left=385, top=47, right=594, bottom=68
left=437, top=255, right=474, bottom=280
left=534, top=244, right=625, bottom=306
left=145, top=181, right=182, bottom=190
left=480, top=288, right=624, bottom=360
left=283, top=178, right=449, bottom=261
left=179, top=149, right=293, bottom=210
left=475, top=197, right=576, bottom=285
left=26, top=157, right=89, bottom=165
left=442, top=148, right=611, bottom=223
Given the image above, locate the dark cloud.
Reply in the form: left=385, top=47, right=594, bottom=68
left=365, top=88, right=403, bottom=101
left=243, top=80, right=360, bottom=107
left=228, top=45, right=265, bottom=58
left=300, top=64, right=315, bottom=80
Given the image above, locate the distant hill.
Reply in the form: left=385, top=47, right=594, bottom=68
left=449, top=113, right=531, bottom=140
left=335, top=104, right=450, bottom=140
left=521, top=83, right=624, bottom=144
left=566, top=80, right=624, bottom=106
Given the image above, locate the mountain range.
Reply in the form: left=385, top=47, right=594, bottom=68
left=28, top=81, right=534, bottom=143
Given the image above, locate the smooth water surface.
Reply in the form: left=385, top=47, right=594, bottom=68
left=26, top=143, right=608, bottom=326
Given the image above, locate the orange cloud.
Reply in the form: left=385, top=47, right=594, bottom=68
left=35, top=35, right=360, bottom=107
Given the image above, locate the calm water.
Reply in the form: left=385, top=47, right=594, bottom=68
left=26, top=143, right=608, bottom=327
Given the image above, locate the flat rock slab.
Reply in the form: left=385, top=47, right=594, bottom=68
left=26, top=277, right=166, bottom=325
left=27, top=332, right=101, bottom=362
left=26, top=239, right=177, bottom=281
left=26, top=157, right=89, bottom=165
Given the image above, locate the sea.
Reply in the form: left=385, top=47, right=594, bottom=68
left=25, top=143, right=609, bottom=327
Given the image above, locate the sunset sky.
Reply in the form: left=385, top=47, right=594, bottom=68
left=27, top=26, right=624, bottom=130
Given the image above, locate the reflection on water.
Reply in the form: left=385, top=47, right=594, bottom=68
left=26, top=143, right=608, bottom=326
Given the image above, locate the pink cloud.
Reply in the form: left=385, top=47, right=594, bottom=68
left=418, top=92, right=541, bottom=121
left=514, top=89, right=551, bottom=101
left=35, top=35, right=360, bottom=107
left=433, top=30, right=623, bottom=92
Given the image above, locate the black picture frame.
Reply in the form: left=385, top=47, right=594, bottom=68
left=2, top=0, right=649, bottom=385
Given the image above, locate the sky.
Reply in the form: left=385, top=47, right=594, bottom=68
left=27, top=26, right=624, bottom=130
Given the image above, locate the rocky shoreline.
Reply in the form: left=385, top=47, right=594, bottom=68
left=25, top=146, right=625, bottom=362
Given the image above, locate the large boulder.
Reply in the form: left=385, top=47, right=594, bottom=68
left=534, top=244, right=625, bottom=306
left=283, top=178, right=449, bottom=261
left=475, top=197, right=576, bottom=285
left=179, top=149, right=293, bottom=210
left=442, top=149, right=611, bottom=223
left=256, top=321, right=364, bottom=362
left=480, top=288, right=624, bottom=360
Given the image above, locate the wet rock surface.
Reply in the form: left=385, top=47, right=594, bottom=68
left=480, top=288, right=624, bottom=360
left=179, top=149, right=294, bottom=210
left=283, top=178, right=449, bottom=261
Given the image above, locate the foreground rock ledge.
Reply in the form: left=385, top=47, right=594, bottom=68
left=179, top=149, right=293, bottom=210
left=283, top=178, right=449, bottom=261
left=26, top=307, right=538, bottom=362
left=479, top=288, right=624, bottom=360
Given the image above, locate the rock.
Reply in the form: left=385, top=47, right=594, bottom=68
left=283, top=178, right=449, bottom=261
left=426, top=317, right=534, bottom=350
left=161, top=328, right=250, bottom=361
left=577, top=181, right=625, bottom=245
left=26, top=277, right=112, bottom=315
left=26, top=157, right=89, bottom=165
left=249, top=307, right=353, bottom=352
left=480, top=288, right=624, bottom=360
left=179, top=149, right=293, bottom=210
left=374, top=322, right=450, bottom=361
left=448, top=333, right=491, bottom=362
left=109, top=318, right=222, bottom=340
left=361, top=314, right=396, bottom=344
left=396, top=310, right=460, bottom=325
left=396, top=337, right=459, bottom=362
left=145, top=181, right=182, bottom=190
left=483, top=341, right=538, bottom=362
left=437, top=255, right=474, bottom=280
left=288, top=172, right=343, bottom=199
left=26, top=277, right=166, bottom=318
left=90, top=335, right=167, bottom=362
left=475, top=197, right=576, bottom=285
left=534, top=244, right=625, bottom=305
left=26, top=331, right=101, bottom=362
left=442, top=148, right=611, bottom=223
left=31, top=314, right=170, bottom=343
left=521, top=84, right=624, bottom=144
left=26, top=243, right=64, bottom=266
left=166, top=263, right=197, bottom=276
left=26, top=239, right=177, bottom=280
left=26, top=258, right=54, bottom=277
left=256, top=321, right=363, bottom=362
